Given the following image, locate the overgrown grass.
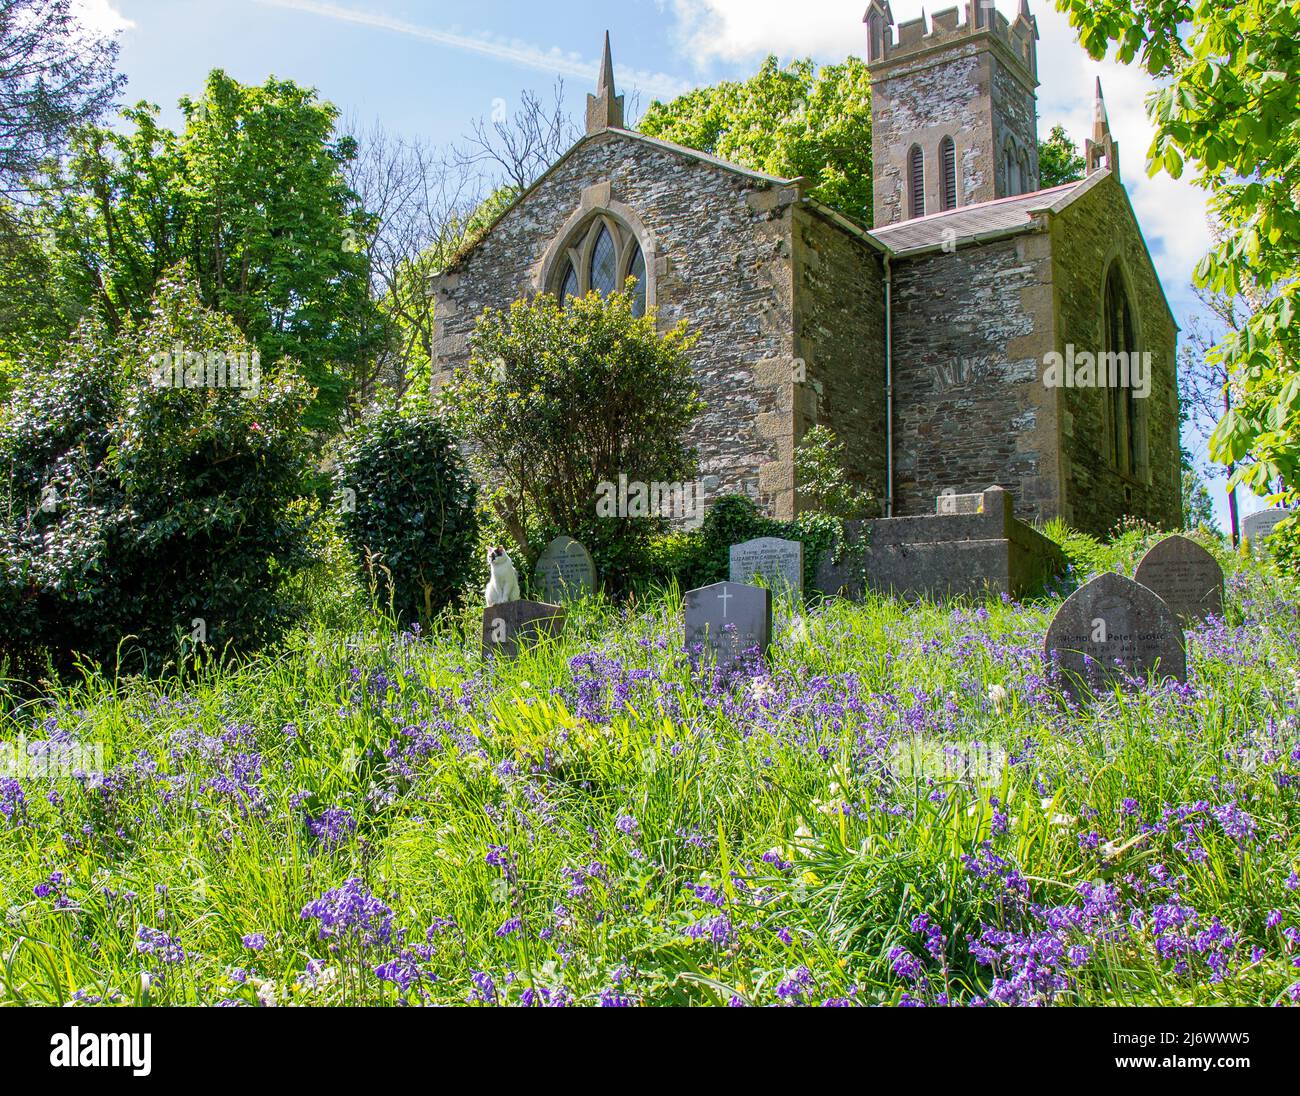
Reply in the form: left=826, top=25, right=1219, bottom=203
left=1, top=547, right=1298, bottom=1006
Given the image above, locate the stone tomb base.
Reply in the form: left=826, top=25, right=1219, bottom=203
left=814, top=486, right=1065, bottom=601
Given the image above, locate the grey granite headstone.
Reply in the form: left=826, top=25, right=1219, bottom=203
left=729, top=536, right=803, bottom=597
left=684, top=581, right=771, bottom=669
left=482, top=600, right=565, bottom=659
left=1044, top=572, right=1186, bottom=695
left=534, top=535, right=596, bottom=602
left=1133, top=535, right=1223, bottom=623
left=1243, top=508, right=1292, bottom=550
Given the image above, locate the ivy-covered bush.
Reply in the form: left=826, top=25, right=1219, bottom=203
left=639, top=494, right=842, bottom=595
left=333, top=404, right=478, bottom=624
left=0, top=268, right=317, bottom=675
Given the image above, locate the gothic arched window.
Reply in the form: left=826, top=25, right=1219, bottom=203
left=553, top=214, right=648, bottom=316
left=939, top=136, right=957, bottom=211
left=1103, top=262, right=1143, bottom=476
left=907, top=144, right=924, bottom=219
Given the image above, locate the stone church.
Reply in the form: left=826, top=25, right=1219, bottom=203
left=431, top=1, right=1182, bottom=535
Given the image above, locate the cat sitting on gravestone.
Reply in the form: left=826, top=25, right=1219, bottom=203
left=484, top=546, right=521, bottom=606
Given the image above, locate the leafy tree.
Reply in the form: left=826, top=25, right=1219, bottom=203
left=0, top=0, right=124, bottom=201
left=1181, top=465, right=1216, bottom=531
left=34, top=70, right=381, bottom=429
left=1038, top=124, right=1086, bottom=188
left=442, top=286, right=702, bottom=589
left=1054, top=0, right=1300, bottom=508
left=0, top=265, right=317, bottom=674
left=334, top=404, right=479, bottom=624
left=639, top=56, right=874, bottom=224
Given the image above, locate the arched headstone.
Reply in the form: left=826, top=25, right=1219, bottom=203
left=1044, top=572, right=1185, bottom=696
left=729, top=536, right=803, bottom=598
left=534, top=536, right=596, bottom=602
left=1133, top=535, right=1223, bottom=623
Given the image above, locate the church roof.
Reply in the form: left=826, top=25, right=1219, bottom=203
left=867, top=173, right=1102, bottom=255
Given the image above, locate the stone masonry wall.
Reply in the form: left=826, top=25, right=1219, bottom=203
left=990, top=55, right=1039, bottom=192
left=869, top=34, right=1039, bottom=226
left=888, top=229, right=1060, bottom=521
left=792, top=207, right=888, bottom=510
left=431, top=131, right=799, bottom=517
left=1050, top=172, right=1182, bottom=534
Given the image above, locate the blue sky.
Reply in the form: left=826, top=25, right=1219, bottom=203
left=81, top=0, right=1261, bottom=528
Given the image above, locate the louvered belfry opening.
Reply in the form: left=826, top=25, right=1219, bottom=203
left=940, top=137, right=957, bottom=211
left=907, top=144, right=924, bottom=218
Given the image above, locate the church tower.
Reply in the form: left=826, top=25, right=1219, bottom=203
left=865, top=1, right=1040, bottom=226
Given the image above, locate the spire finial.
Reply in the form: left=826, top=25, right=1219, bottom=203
left=586, top=31, right=625, bottom=134
left=1086, top=78, right=1119, bottom=178
left=598, top=30, right=616, bottom=96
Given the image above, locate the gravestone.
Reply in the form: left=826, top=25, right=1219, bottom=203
left=936, top=490, right=986, bottom=515
left=683, top=581, right=772, bottom=669
left=534, top=535, right=596, bottom=602
left=729, top=536, right=803, bottom=598
left=1044, top=572, right=1185, bottom=695
left=481, top=600, right=565, bottom=659
left=1133, top=535, right=1223, bottom=623
left=1243, top=508, right=1293, bottom=550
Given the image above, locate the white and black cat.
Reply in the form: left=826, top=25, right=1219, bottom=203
left=484, top=546, right=521, bottom=606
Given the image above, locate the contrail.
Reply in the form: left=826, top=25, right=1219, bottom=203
left=255, top=0, right=693, bottom=101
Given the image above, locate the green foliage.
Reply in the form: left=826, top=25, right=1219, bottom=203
left=1039, top=514, right=1219, bottom=584
left=1037, top=123, right=1086, bottom=188
left=1054, top=1, right=1300, bottom=509
left=333, top=404, right=479, bottom=624
left=32, top=70, right=381, bottom=429
left=1181, top=466, right=1216, bottom=530
left=0, top=265, right=317, bottom=675
left=639, top=56, right=874, bottom=225
left=795, top=425, right=876, bottom=519
left=643, top=493, right=841, bottom=595
left=441, top=287, right=702, bottom=591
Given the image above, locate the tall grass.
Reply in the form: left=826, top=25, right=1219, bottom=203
left=0, top=550, right=1297, bottom=1006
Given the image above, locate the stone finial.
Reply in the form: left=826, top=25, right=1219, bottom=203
left=1085, top=78, right=1120, bottom=178
left=864, top=1, right=894, bottom=64
left=1012, top=0, right=1038, bottom=76
left=586, top=31, right=625, bottom=134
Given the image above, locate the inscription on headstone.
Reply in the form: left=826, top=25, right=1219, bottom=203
left=1043, top=572, right=1186, bottom=695
left=481, top=600, right=565, bottom=659
left=729, top=536, right=803, bottom=598
left=1133, top=535, right=1223, bottom=623
left=684, top=581, right=772, bottom=669
left=1243, top=508, right=1293, bottom=550
left=534, top=535, right=596, bottom=602
left=937, top=490, right=984, bottom=515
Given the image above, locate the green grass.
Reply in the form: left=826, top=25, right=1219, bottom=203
left=1, top=551, right=1298, bottom=1007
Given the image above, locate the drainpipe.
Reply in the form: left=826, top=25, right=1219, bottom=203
left=884, top=253, right=895, bottom=518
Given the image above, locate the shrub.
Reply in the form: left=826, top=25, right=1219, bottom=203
left=441, top=287, right=702, bottom=592
left=333, top=404, right=478, bottom=624
left=795, top=425, right=876, bottom=519
left=640, top=493, right=842, bottom=595
left=0, top=267, right=317, bottom=674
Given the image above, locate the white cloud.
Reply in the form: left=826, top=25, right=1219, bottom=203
left=256, top=0, right=693, bottom=101
left=664, top=0, right=1211, bottom=312
left=72, top=0, right=134, bottom=35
